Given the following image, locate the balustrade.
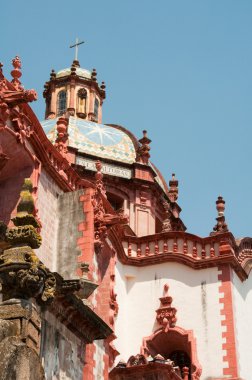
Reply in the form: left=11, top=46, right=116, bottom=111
left=123, top=233, right=221, bottom=260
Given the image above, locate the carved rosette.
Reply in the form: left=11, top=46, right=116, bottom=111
left=156, top=284, right=177, bottom=332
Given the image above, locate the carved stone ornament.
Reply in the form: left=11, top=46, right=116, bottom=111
left=0, top=179, right=56, bottom=304
left=136, top=130, right=151, bottom=164
left=162, top=200, right=172, bottom=232
left=127, top=354, right=148, bottom=367
left=92, top=161, right=128, bottom=251
left=78, top=88, right=87, bottom=99
left=0, top=57, right=37, bottom=132
left=55, top=117, right=69, bottom=157
left=168, top=173, right=178, bottom=203
left=156, top=284, right=177, bottom=332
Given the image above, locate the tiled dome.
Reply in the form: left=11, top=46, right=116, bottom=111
left=41, top=117, right=136, bottom=164
left=56, top=67, right=91, bottom=79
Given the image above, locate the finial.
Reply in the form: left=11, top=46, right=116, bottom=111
left=72, top=60, right=80, bottom=68
left=168, top=173, right=178, bottom=202
left=7, top=179, right=41, bottom=248
left=182, top=367, right=189, bottom=380
left=50, top=69, right=56, bottom=80
left=211, top=196, right=229, bottom=235
left=12, top=179, right=39, bottom=228
left=0, top=62, right=3, bottom=72
left=11, top=56, right=22, bottom=90
left=137, top=130, right=151, bottom=164
left=100, top=81, right=106, bottom=90
left=55, top=117, right=69, bottom=157
left=91, top=68, right=97, bottom=82
left=80, top=262, right=89, bottom=279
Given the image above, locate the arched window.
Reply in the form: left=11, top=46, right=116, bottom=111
left=57, top=90, right=67, bottom=116
left=94, top=98, right=99, bottom=120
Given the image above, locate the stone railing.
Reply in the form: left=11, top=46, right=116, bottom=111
left=121, top=231, right=236, bottom=262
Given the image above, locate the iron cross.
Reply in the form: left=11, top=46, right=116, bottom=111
left=70, top=38, right=85, bottom=61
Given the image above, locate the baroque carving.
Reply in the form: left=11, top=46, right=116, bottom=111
left=0, top=179, right=56, bottom=304
left=0, top=57, right=37, bottom=136
left=92, top=161, right=128, bottom=251
left=55, top=117, right=69, bottom=157
left=136, top=130, right=151, bottom=164
left=162, top=201, right=172, bottom=232
left=156, top=284, right=177, bottom=332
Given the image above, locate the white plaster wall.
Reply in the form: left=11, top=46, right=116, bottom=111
left=37, top=170, right=62, bottom=270
left=114, top=261, right=224, bottom=379
left=233, top=271, right=252, bottom=379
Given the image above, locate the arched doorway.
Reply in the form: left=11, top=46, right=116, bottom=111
left=141, top=327, right=202, bottom=380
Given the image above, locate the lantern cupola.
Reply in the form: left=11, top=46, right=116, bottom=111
left=43, top=60, right=106, bottom=123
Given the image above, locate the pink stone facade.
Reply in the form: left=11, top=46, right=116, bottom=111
left=0, top=55, right=252, bottom=380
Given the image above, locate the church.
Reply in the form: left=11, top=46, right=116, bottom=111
left=0, top=51, right=251, bottom=380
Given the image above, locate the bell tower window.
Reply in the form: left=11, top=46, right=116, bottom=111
left=57, top=90, right=67, bottom=116
left=94, top=98, right=99, bottom=120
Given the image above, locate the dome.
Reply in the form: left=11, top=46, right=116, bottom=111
left=41, top=117, right=136, bottom=164
left=56, top=67, right=91, bottom=79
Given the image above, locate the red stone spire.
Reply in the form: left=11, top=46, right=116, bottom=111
left=11, top=56, right=23, bottom=90
left=137, top=130, right=151, bottom=164
left=168, top=173, right=178, bottom=202
left=211, top=196, right=229, bottom=235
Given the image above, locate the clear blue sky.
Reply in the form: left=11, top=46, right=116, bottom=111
left=2, top=1, right=252, bottom=238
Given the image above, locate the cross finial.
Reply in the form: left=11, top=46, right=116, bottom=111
left=70, top=38, right=85, bottom=61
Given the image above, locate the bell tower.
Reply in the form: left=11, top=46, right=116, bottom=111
left=43, top=59, right=106, bottom=123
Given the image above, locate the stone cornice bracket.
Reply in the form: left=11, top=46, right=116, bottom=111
left=156, top=283, right=177, bottom=332
left=0, top=179, right=57, bottom=304
left=55, top=117, right=69, bottom=157
left=210, top=196, right=229, bottom=235
left=137, top=130, right=151, bottom=164
left=92, top=161, right=128, bottom=252
left=168, top=173, right=178, bottom=202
